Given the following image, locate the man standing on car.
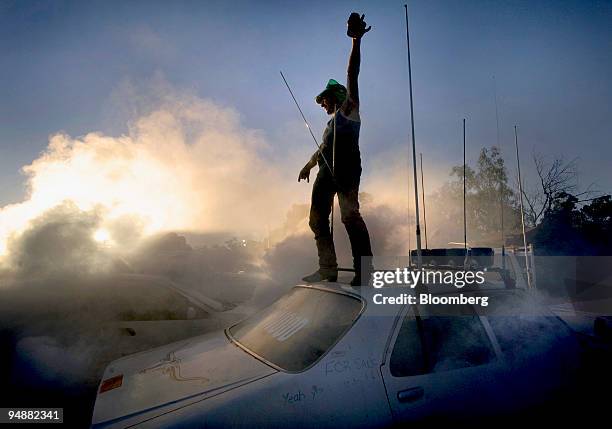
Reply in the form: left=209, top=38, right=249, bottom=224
left=298, top=13, right=373, bottom=286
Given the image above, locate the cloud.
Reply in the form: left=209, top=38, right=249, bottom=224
left=4, top=202, right=110, bottom=277
left=0, top=87, right=295, bottom=265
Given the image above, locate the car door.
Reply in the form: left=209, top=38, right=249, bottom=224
left=380, top=301, right=503, bottom=424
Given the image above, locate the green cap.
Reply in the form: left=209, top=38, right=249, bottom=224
left=316, top=79, right=347, bottom=105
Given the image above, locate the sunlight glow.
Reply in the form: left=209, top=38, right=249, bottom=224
left=93, top=229, right=111, bottom=243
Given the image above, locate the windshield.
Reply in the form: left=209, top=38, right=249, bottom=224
left=229, top=287, right=363, bottom=372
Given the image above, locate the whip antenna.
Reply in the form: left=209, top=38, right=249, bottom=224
left=279, top=71, right=334, bottom=177
left=404, top=4, right=423, bottom=268
left=420, top=152, right=428, bottom=249
left=463, top=118, right=468, bottom=266
left=514, top=125, right=532, bottom=289
left=493, top=75, right=506, bottom=268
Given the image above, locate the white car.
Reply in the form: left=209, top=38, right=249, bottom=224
left=91, top=282, right=580, bottom=428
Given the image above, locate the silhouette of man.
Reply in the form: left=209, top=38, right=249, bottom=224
left=298, top=13, right=373, bottom=286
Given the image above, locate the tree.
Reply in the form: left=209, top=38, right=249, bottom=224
left=577, top=195, right=612, bottom=255
left=429, top=146, right=519, bottom=246
left=451, top=147, right=517, bottom=236
left=522, top=153, right=596, bottom=226
left=474, top=147, right=515, bottom=235
left=533, top=192, right=612, bottom=255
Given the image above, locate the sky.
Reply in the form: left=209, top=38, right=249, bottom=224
left=1, top=0, right=611, bottom=207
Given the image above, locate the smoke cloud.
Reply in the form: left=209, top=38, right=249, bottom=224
left=0, top=88, right=295, bottom=266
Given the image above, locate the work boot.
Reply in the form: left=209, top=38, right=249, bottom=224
left=350, top=264, right=373, bottom=287
left=302, top=269, right=338, bottom=283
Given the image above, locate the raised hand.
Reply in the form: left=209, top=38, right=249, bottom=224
left=347, top=13, right=371, bottom=39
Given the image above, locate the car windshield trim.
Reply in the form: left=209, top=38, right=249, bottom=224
left=226, top=285, right=366, bottom=373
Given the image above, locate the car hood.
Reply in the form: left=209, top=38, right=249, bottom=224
left=92, top=330, right=277, bottom=428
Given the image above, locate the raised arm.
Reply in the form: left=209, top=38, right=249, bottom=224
left=346, top=13, right=371, bottom=107
left=347, top=38, right=361, bottom=105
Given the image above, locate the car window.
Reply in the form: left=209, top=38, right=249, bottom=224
left=389, top=313, right=427, bottom=377
left=229, top=287, right=363, bottom=372
left=390, top=304, right=495, bottom=377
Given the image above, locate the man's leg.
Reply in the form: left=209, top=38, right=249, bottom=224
left=303, top=173, right=338, bottom=282
left=338, top=187, right=373, bottom=285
